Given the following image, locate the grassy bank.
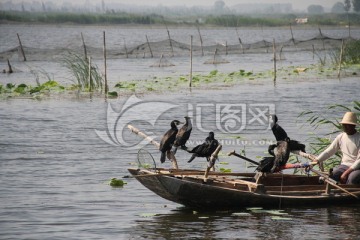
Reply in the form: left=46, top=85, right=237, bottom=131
left=1, top=11, right=360, bottom=27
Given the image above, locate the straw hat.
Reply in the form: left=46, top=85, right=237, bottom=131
left=340, top=112, right=358, bottom=125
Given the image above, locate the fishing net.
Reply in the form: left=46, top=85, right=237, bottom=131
left=150, top=54, right=175, bottom=67
left=204, top=49, right=230, bottom=64
left=1, top=30, right=355, bottom=62
left=137, top=148, right=157, bottom=172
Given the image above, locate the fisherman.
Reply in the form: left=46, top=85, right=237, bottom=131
left=314, top=112, right=360, bottom=184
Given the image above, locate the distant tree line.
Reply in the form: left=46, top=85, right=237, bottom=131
left=0, top=11, right=164, bottom=24
left=2, top=11, right=360, bottom=27
left=310, top=0, right=360, bottom=14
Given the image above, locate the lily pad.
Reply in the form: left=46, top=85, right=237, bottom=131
left=219, top=162, right=229, bottom=165
left=246, top=207, right=263, bottom=211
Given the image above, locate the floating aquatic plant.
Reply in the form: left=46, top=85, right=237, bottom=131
left=107, top=91, right=118, bottom=98
left=219, top=162, right=229, bottom=165
left=0, top=81, right=65, bottom=98
left=109, top=178, right=127, bottom=187
left=219, top=168, right=231, bottom=173
left=232, top=212, right=251, bottom=216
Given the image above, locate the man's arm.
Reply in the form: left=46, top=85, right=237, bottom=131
left=316, top=134, right=342, bottom=163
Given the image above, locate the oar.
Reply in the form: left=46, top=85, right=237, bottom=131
left=310, top=167, right=358, bottom=199
left=294, top=151, right=358, bottom=199
left=227, top=150, right=259, bottom=165
left=228, top=150, right=317, bottom=170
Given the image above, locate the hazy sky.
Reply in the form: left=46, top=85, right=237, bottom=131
left=6, top=0, right=341, bottom=11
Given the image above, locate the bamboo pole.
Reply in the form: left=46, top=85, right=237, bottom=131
left=318, top=27, right=325, bottom=50
left=272, top=39, right=277, bottom=83
left=7, top=59, right=13, bottom=73
left=167, top=29, right=174, bottom=57
left=124, top=38, right=129, bottom=58
left=239, top=37, right=244, bottom=54
left=145, top=35, right=153, bottom=58
left=225, top=41, right=228, bottom=55
left=196, top=25, right=204, bottom=56
left=17, top=33, right=26, bottom=61
left=289, top=23, right=295, bottom=44
left=338, top=39, right=345, bottom=79
left=235, top=26, right=244, bottom=54
left=213, top=49, right=218, bottom=64
left=204, top=144, right=222, bottom=182
left=103, top=31, right=108, bottom=95
left=279, top=45, right=284, bottom=60
left=127, top=124, right=179, bottom=169
left=189, top=35, right=193, bottom=88
left=81, top=32, right=87, bottom=60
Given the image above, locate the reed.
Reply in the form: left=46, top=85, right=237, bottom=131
left=343, top=39, right=360, bottom=64
left=62, top=52, right=103, bottom=91
left=326, top=39, right=360, bottom=67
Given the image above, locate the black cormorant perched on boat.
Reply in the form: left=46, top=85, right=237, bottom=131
left=263, top=115, right=306, bottom=173
left=256, top=140, right=291, bottom=173
left=159, top=120, right=181, bottom=163
left=172, top=116, right=192, bottom=154
left=187, top=132, right=219, bottom=163
left=269, top=140, right=290, bottom=173
left=269, top=114, right=306, bottom=153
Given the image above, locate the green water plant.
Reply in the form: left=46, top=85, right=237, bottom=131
left=343, top=40, right=360, bottom=65
left=327, top=40, right=360, bottom=67
left=109, top=178, right=127, bottom=187
left=0, top=81, right=65, bottom=98
left=62, top=52, right=103, bottom=92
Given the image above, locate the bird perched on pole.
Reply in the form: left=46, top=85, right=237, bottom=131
left=159, top=120, right=182, bottom=163
left=172, top=116, right=192, bottom=154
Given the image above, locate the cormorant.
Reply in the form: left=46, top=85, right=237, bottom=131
left=269, top=140, right=290, bottom=173
left=187, top=132, right=219, bottom=163
left=172, top=116, right=192, bottom=154
left=159, top=120, right=181, bottom=163
left=263, top=115, right=306, bottom=173
left=269, top=114, right=306, bottom=153
left=269, top=114, right=288, bottom=141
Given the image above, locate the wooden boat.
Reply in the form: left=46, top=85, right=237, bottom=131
left=128, top=168, right=360, bottom=209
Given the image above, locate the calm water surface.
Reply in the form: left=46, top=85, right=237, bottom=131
left=1, top=77, right=360, bottom=239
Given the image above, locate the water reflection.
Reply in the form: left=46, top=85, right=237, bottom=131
left=132, top=204, right=360, bottom=239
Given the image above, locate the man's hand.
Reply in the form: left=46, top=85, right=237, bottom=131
left=340, top=168, right=353, bottom=184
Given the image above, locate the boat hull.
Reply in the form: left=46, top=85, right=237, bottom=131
left=128, top=168, right=360, bottom=209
